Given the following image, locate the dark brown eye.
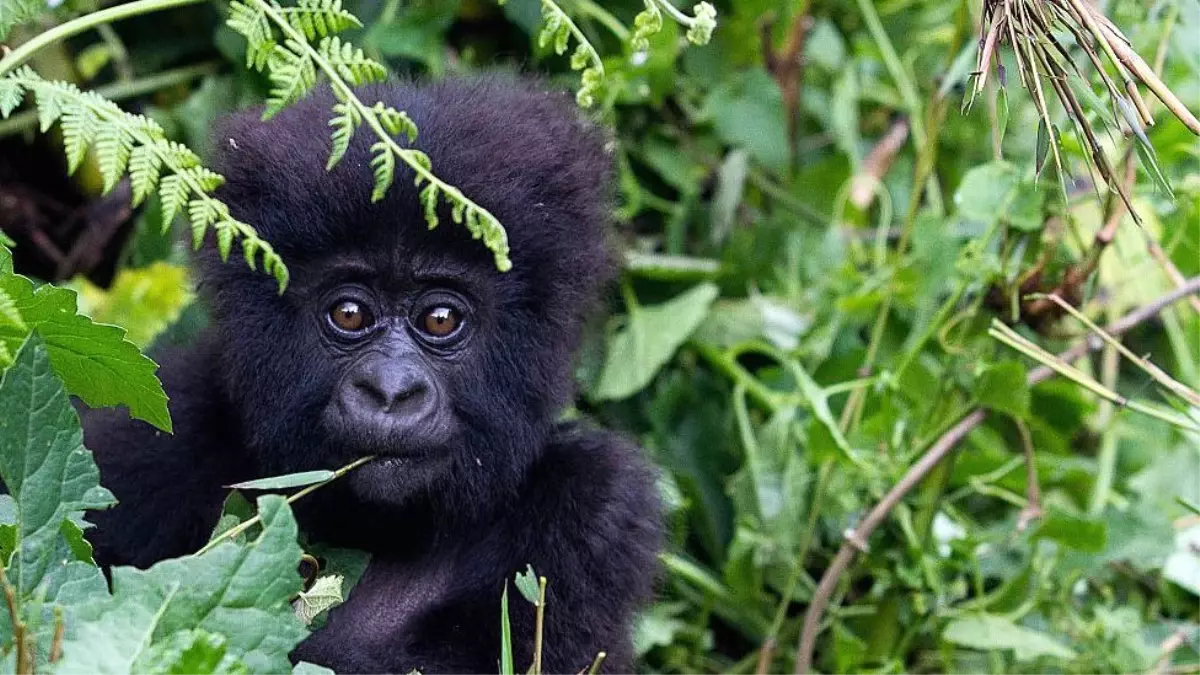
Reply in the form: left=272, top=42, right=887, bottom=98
left=420, top=306, right=460, bottom=337
left=329, top=299, right=372, bottom=332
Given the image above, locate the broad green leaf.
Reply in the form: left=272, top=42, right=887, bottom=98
left=593, top=283, right=719, bottom=401
left=955, top=161, right=1019, bottom=228
left=132, top=629, right=248, bottom=674
left=56, top=587, right=175, bottom=675
left=56, top=496, right=307, bottom=673
left=0, top=333, right=115, bottom=597
left=0, top=273, right=170, bottom=431
left=228, top=470, right=335, bottom=491
left=943, top=614, right=1076, bottom=662
left=1034, top=511, right=1107, bottom=552
left=974, top=361, right=1030, bottom=418
left=703, top=69, right=788, bottom=171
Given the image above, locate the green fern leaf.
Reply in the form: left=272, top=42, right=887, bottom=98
left=128, top=144, right=163, bottom=207
left=228, top=0, right=277, bottom=70
left=216, top=222, right=236, bottom=261
left=180, top=166, right=225, bottom=192
left=319, top=37, right=386, bottom=85
left=419, top=183, right=439, bottom=229
left=159, top=174, right=189, bottom=225
left=326, top=102, right=360, bottom=170
left=60, top=108, right=98, bottom=175
left=95, top=128, right=134, bottom=193
left=369, top=141, right=394, bottom=202
left=264, top=41, right=317, bottom=119
left=0, top=77, right=24, bottom=117
left=281, top=0, right=361, bottom=39
left=374, top=104, right=417, bottom=143
left=162, top=141, right=201, bottom=169
left=34, top=84, right=67, bottom=132
left=241, top=237, right=260, bottom=271
left=408, top=149, right=432, bottom=178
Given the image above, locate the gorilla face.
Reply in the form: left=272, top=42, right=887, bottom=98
left=201, top=78, right=616, bottom=513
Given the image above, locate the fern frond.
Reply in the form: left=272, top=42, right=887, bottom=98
left=95, top=127, right=135, bottom=192
left=0, top=77, right=23, bottom=116
left=225, top=0, right=512, bottom=270
left=373, top=103, right=417, bottom=143
left=128, top=144, right=163, bottom=206
left=264, top=40, right=317, bottom=118
left=159, top=174, right=189, bottom=225
left=318, top=37, right=386, bottom=86
left=0, top=71, right=289, bottom=289
left=534, top=1, right=604, bottom=108
left=369, top=140, right=395, bottom=202
left=326, top=101, right=360, bottom=170
left=228, top=0, right=276, bottom=70
left=61, top=107, right=99, bottom=175
left=280, top=0, right=361, bottom=39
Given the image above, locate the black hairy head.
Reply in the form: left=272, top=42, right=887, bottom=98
left=199, top=77, right=616, bottom=516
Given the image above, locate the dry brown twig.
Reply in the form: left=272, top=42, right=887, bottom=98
left=793, top=275, right=1200, bottom=675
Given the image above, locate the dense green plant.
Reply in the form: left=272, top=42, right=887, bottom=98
left=1, top=0, right=1198, bottom=674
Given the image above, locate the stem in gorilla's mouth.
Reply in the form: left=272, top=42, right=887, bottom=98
left=194, top=455, right=376, bottom=556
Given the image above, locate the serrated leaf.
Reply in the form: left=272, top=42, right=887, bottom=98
left=159, top=174, right=189, bottom=226
left=593, top=283, right=719, bottom=401
left=56, top=496, right=307, bottom=673
left=513, top=564, right=540, bottom=605
left=0, top=334, right=116, bottom=598
left=61, top=108, right=97, bottom=175
left=128, top=145, right=163, bottom=207
left=95, top=128, right=134, bottom=194
left=293, top=574, right=344, bottom=625
left=943, top=614, right=1076, bottom=662
left=326, top=103, right=359, bottom=170
left=0, top=77, right=24, bottom=117
left=0, top=275, right=171, bottom=431
left=370, top=141, right=395, bottom=201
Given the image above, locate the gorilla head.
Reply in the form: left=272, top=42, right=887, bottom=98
left=200, top=78, right=614, bottom=513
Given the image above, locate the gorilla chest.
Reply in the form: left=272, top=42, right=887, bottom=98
left=309, top=556, right=454, bottom=650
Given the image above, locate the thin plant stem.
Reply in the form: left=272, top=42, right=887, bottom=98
left=532, top=576, right=547, bottom=675
left=196, top=455, right=374, bottom=555
left=0, top=0, right=207, bottom=77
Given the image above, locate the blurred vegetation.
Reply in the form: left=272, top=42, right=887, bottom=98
left=0, top=0, right=1198, bottom=673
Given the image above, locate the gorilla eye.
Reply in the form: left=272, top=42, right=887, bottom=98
left=420, top=306, right=460, bottom=338
left=328, top=299, right=374, bottom=333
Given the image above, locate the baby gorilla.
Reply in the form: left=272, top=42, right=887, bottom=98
left=80, top=78, right=662, bottom=674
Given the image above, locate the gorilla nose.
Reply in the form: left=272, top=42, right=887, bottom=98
left=348, top=361, right=430, bottom=416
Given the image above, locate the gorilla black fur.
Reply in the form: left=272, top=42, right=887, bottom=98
left=78, top=77, right=663, bottom=673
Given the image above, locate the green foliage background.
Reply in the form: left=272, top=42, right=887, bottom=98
left=0, top=0, right=1198, bottom=673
